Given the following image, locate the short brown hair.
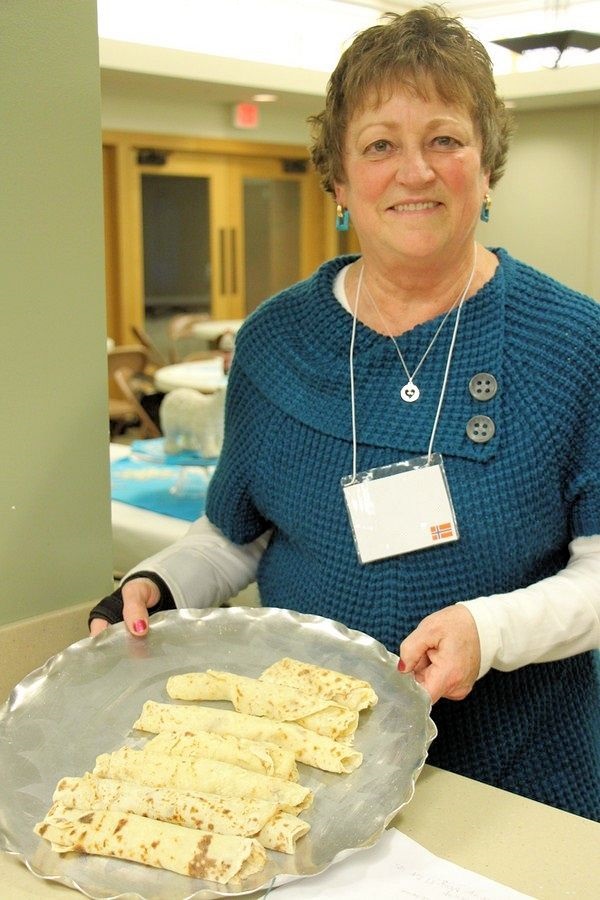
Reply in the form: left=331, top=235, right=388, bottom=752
left=309, top=5, right=513, bottom=193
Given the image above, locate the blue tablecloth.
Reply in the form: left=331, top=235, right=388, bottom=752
left=111, top=456, right=213, bottom=521
left=130, top=438, right=219, bottom=468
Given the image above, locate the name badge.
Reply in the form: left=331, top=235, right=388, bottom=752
left=341, top=453, right=459, bottom=564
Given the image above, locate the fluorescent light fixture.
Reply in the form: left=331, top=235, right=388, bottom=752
left=97, top=0, right=379, bottom=72
left=97, top=0, right=600, bottom=77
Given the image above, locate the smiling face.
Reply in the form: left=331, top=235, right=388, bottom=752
left=335, top=82, right=490, bottom=273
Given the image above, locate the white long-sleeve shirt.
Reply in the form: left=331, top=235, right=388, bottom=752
left=125, top=518, right=600, bottom=678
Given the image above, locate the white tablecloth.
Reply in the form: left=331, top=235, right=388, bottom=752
left=154, top=359, right=228, bottom=393
left=191, top=319, right=243, bottom=341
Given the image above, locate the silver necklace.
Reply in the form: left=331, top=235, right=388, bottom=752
left=361, top=254, right=477, bottom=403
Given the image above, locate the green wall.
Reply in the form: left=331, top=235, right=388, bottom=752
left=0, top=1, right=113, bottom=626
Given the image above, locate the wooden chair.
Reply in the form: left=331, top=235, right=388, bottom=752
left=107, top=345, right=160, bottom=437
left=167, top=313, right=216, bottom=363
left=130, top=324, right=168, bottom=369
left=113, top=366, right=161, bottom=438
left=167, top=313, right=236, bottom=372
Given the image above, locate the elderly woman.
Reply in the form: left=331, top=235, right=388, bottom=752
left=91, top=8, right=600, bottom=820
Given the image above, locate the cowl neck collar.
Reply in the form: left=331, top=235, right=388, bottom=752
left=234, top=249, right=511, bottom=462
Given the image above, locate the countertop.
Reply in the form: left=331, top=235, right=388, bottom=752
left=1, top=762, right=598, bottom=898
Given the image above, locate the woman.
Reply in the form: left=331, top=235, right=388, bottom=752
left=91, top=7, right=600, bottom=820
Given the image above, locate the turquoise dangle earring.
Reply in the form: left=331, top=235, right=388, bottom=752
left=336, top=203, right=350, bottom=231
left=480, top=193, right=492, bottom=223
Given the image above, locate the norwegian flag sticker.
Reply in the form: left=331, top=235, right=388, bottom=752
left=430, top=522, right=454, bottom=541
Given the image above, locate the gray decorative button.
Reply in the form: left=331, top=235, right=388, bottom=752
left=469, top=372, right=497, bottom=400
left=466, top=415, right=495, bottom=443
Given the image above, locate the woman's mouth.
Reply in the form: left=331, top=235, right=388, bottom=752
left=392, top=201, right=440, bottom=212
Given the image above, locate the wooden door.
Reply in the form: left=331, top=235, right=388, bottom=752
left=102, top=133, right=327, bottom=350
left=229, top=156, right=325, bottom=314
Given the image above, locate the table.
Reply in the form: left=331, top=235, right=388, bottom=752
left=154, top=359, right=228, bottom=393
left=190, top=318, right=244, bottom=343
left=1, top=762, right=598, bottom=898
left=110, top=443, right=189, bottom=575
left=110, top=443, right=259, bottom=603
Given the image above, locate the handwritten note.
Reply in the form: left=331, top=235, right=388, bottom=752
left=268, top=828, right=533, bottom=899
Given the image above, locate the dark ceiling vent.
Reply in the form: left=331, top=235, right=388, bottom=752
left=493, top=30, right=600, bottom=67
left=137, top=149, right=168, bottom=166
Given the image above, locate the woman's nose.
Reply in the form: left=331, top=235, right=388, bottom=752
left=394, top=148, right=435, bottom=185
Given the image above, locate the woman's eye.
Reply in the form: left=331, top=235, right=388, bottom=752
left=364, top=139, right=393, bottom=156
left=433, top=135, right=462, bottom=149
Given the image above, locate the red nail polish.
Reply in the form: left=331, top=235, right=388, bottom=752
left=133, top=619, right=147, bottom=634
left=397, top=659, right=406, bottom=672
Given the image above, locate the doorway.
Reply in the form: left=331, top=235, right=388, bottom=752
left=103, top=133, right=326, bottom=353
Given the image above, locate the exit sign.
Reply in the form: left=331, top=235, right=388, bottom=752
left=232, top=102, right=260, bottom=129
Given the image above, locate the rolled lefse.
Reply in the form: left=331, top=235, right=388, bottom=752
left=259, top=658, right=378, bottom=712
left=167, top=671, right=360, bottom=742
left=143, top=730, right=299, bottom=781
left=52, top=774, right=310, bottom=854
left=133, top=701, right=363, bottom=774
left=35, top=803, right=266, bottom=883
left=93, top=747, right=313, bottom=814
left=257, top=811, right=310, bottom=855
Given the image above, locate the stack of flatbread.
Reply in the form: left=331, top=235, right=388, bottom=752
left=35, top=656, right=378, bottom=887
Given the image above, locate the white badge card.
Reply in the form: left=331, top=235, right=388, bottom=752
left=341, top=453, right=459, bottom=564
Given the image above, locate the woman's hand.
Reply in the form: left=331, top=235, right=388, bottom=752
left=89, top=578, right=160, bottom=638
left=398, top=605, right=481, bottom=703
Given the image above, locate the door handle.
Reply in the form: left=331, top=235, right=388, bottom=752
left=230, top=229, right=237, bottom=294
left=219, top=228, right=227, bottom=294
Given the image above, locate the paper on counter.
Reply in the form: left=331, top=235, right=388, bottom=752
left=267, top=828, right=533, bottom=899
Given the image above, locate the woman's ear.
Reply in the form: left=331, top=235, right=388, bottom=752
left=333, top=182, right=347, bottom=208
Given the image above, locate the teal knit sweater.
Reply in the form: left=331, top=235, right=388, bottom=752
left=206, top=249, right=600, bottom=820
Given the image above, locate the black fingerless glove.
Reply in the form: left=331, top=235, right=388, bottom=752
left=88, top=571, right=176, bottom=630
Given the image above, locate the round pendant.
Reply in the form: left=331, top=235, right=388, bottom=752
left=400, top=382, right=420, bottom=403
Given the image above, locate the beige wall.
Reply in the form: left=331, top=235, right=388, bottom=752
left=101, top=72, right=316, bottom=146
left=0, top=1, right=113, bottom=627
left=479, top=105, right=600, bottom=299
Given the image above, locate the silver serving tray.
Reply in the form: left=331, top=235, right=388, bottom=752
left=0, top=606, right=436, bottom=899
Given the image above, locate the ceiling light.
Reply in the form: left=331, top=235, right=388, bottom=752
left=252, top=93, right=278, bottom=102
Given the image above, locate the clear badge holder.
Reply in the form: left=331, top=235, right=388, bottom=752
left=341, top=452, right=459, bottom=564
